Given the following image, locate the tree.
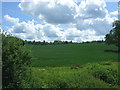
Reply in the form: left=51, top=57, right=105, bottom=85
left=2, top=34, right=32, bottom=88
left=105, top=20, right=120, bottom=51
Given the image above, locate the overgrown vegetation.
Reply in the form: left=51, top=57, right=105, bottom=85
left=30, top=61, right=119, bottom=88
left=2, top=34, right=32, bottom=88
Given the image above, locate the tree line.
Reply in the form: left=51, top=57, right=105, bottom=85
left=24, top=40, right=104, bottom=45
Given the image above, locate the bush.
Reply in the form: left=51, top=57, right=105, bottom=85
left=30, top=66, right=111, bottom=88
left=88, top=64, right=118, bottom=85
left=2, top=34, right=32, bottom=88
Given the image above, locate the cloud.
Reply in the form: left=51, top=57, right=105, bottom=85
left=4, top=15, right=19, bottom=24
left=19, top=0, right=77, bottom=24
left=64, top=28, right=105, bottom=42
left=8, top=20, right=38, bottom=40
left=7, top=20, right=62, bottom=41
left=19, top=0, right=108, bottom=24
left=43, top=24, right=60, bottom=37
left=5, top=0, right=118, bottom=42
left=74, top=0, right=117, bottom=35
left=18, top=0, right=117, bottom=35
left=75, top=16, right=117, bottom=35
left=7, top=19, right=105, bottom=42
left=110, top=11, right=118, bottom=15
left=77, top=0, right=108, bottom=19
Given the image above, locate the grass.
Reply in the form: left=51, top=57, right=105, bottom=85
left=23, top=43, right=119, bottom=88
left=26, top=43, right=118, bottom=67
left=29, top=61, right=119, bottom=88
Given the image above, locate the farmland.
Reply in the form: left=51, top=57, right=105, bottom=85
left=24, top=42, right=120, bottom=88
left=26, top=43, right=118, bottom=67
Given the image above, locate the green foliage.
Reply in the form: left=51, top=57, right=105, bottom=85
left=87, top=64, right=118, bottom=85
left=30, top=62, right=119, bottom=88
left=26, top=43, right=118, bottom=67
left=2, top=34, right=32, bottom=88
left=105, top=20, right=120, bottom=51
left=26, top=40, right=74, bottom=45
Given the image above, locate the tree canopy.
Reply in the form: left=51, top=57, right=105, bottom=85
left=105, top=20, right=120, bottom=51
left=2, top=33, right=32, bottom=88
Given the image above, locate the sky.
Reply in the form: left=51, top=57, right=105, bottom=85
left=1, top=0, right=119, bottom=42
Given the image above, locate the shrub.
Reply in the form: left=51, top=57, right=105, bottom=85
left=2, top=34, right=32, bottom=88
left=88, top=64, right=118, bottom=85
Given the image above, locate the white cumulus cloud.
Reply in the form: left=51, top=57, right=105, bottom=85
left=4, top=15, right=19, bottom=24
left=110, top=11, right=118, bottom=15
left=19, top=0, right=77, bottom=24
left=77, top=0, right=108, bottom=19
left=4, top=0, right=118, bottom=42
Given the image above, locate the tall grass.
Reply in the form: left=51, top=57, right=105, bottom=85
left=29, top=61, right=119, bottom=88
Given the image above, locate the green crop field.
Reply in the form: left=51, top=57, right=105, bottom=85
left=26, top=43, right=118, bottom=67
left=24, top=42, right=119, bottom=88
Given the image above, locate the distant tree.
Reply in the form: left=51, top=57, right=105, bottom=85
left=24, top=40, right=28, bottom=44
left=53, top=40, right=62, bottom=44
left=70, top=41, right=72, bottom=44
left=2, top=34, right=32, bottom=88
left=32, top=40, right=35, bottom=45
left=105, top=20, right=120, bottom=51
left=64, top=41, right=68, bottom=44
left=42, top=40, right=45, bottom=45
left=49, top=42, right=53, bottom=45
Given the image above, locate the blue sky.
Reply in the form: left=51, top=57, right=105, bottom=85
left=106, top=2, right=118, bottom=12
left=2, top=2, right=40, bottom=29
left=1, top=0, right=119, bottom=42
